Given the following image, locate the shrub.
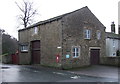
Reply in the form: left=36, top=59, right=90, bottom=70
left=116, top=50, right=120, bottom=56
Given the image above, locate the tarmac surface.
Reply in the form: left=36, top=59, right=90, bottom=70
left=68, top=65, right=119, bottom=79
left=0, top=64, right=119, bottom=83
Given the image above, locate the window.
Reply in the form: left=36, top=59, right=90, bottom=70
left=97, top=31, right=101, bottom=40
left=72, top=46, right=80, bottom=58
left=113, top=40, right=115, bottom=47
left=21, top=45, right=28, bottom=52
left=84, top=29, right=91, bottom=39
left=33, top=27, right=38, bottom=34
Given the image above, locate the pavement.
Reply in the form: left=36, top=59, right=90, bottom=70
left=67, top=65, right=119, bottom=79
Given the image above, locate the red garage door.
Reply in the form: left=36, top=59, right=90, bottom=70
left=11, top=53, right=19, bottom=64
left=31, top=40, right=40, bottom=64
left=90, top=49, right=100, bottom=65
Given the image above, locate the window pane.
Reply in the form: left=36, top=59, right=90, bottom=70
left=35, top=27, right=38, bottom=34
left=84, top=29, right=91, bottom=39
left=73, top=53, right=75, bottom=57
left=73, top=48, right=75, bottom=52
left=76, top=48, right=79, bottom=52
left=87, top=30, right=89, bottom=34
left=21, top=46, right=23, bottom=50
left=97, top=31, right=101, bottom=39
left=72, top=47, right=80, bottom=58
left=21, top=45, right=28, bottom=52
left=76, top=53, right=79, bottom=57
left=24, top=46, right=28, bottom=50
left=84, top=30, right=87, bottom=38
left=88, top=30, right=90, bottom=38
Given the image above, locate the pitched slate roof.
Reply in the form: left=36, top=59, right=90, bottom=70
left=19, top=6, right=105, bottom=32
left=18, top=6, right=86, bottom=31
left=106, top=32, right=120, bottom=39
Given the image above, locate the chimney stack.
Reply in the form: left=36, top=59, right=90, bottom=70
left=111, top=22, right=115, bottom=33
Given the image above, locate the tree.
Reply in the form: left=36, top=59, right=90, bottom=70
left=0, top=29, right=18, bottom=63
left=0, top=29, right=5, bottom=33
left=15, top=0, right=38, bottom=28
left=2, top=33, right=18, bottom=55
left=117, top=50, right=120, bottom=56
left=0, top=29, right=3, bottom=57
left=0, top=29, right=5, bottom=56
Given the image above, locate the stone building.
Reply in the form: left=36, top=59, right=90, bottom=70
left=118, top=25, right=120, bottom=34
left=106, top=22, right=120, bottom=57
left=18, top=6, right=106, bottom=69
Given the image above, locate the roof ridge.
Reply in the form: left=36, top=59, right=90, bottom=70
left=19, top=6, right=88, bottom=31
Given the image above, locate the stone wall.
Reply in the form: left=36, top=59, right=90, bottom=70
left=61, top=7, right=106, bottom=69
left=18, top=26, right=41, bottom=64
left=19, top=30, right=31, bottom=64
left=19, top=20, right=63, bottom=67
left=18, top=7, right=106, bottom=69
left=40, top=20, right=62, bottom=68
left=100, top=57, right=120, bottom=66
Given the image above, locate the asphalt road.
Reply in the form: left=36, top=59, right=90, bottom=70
left=0, top=64, right=119, bottom=83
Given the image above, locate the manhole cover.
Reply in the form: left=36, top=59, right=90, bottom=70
left=1, top=67, right=10, bottom=69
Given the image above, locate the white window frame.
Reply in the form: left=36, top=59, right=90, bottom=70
left=21, top=45, right=28, bottom=52
left=84, top=29, right=91, bottom=39
left=97, top=30, right=101, bottom=40
left=72, top=46, right=80, bottom=58
left=33, top=27, right=38, bottom=35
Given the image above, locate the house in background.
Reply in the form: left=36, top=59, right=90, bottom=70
left=119, top=25, right=120, bottom=50
left=118, top=25, right=120, bottom=34
left=106, top=22, right=120, bottom=57
left=0, top=30, right=2, bottom=62
left=18, top=6, right=106, bottom=69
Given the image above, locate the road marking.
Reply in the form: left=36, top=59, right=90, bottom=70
left=70, top=76, right=81, bottom=79
left=33, top=70, right=39, bottom=72
left=53, top=72, right=66, bottom=76
left=67, top=71, right=75, bottom=74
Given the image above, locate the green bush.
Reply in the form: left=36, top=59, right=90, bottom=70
left=116, top=50, right=120, bottom=56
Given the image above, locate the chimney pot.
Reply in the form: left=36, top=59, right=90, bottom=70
left=111, top=22, right=115, bottom=33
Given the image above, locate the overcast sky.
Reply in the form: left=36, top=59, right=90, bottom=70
left=0, top=0, right=119, bottom=39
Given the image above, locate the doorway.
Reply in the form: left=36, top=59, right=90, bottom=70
left=31, top=40, right=40, bottom=64
left=90, top=49, right=100, bottom=65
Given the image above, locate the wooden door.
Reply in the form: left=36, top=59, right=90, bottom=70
left=90, top=49, right=100, bottom=65
left=31, top=40, right=40, bottom=64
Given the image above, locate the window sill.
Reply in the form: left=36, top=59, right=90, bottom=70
left=32, top=34, right=38, bottom=36
left=73, top=56, right=80, bottom=58
left=21, top=51, right=28, bottom=53
left=84, top=38, right=91, bottom=40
